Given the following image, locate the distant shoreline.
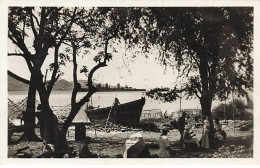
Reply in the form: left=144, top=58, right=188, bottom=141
left=8, top=90, right=146, bottom=93
left=79, top=89, right=146, bottom=92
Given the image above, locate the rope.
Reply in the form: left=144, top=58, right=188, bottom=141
left=8, top=97, right=71, bottom=122
left=104, top=99, right=116, bottom=131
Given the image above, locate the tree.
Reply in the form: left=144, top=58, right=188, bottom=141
left=54, top=7, right=132, bottom=152
left=8, top=7, right=79, bottom=141
left=132, top=7, right=253, bottom=146
left=8, top=7, right=135, bottom=153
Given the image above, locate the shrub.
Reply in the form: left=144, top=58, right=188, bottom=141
left=212, top=98, right=251, bottom=120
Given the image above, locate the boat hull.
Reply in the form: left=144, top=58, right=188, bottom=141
left=85, top=97, right=145, bottom=127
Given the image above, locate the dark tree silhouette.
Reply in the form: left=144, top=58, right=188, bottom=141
left=54, top=7, right=133, bottom=152
left=130, top=7, right=253, bottom=146
left=8, top=7, right=253, bottom=151
left=8, top=7, right=134, bottom=153
left=8, top=7, right=79, bottom=141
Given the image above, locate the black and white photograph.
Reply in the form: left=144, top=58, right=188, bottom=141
left=1, top=0, right=260, bottom=165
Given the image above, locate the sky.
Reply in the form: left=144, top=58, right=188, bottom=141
left=8, top=40, right=179, bottom=90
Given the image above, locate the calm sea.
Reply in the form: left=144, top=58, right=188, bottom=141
left=8, top=91, right=227, bottom=115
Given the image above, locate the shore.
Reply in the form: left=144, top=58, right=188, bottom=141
left=8, top=127, right=253, bottom=158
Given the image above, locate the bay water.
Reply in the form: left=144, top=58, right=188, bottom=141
left=8, top=91, right=224, bottom=115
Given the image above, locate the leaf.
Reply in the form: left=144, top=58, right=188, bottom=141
left=82, top=40, right=91, bottom=48
left=80, top=65, right=88, bottom=74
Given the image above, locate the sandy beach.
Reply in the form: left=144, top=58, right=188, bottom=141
left=8, top=126, right=253, bottom=158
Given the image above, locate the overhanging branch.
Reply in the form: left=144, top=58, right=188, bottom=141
left=8, top=53, right=24, bottom=57
left=8, top=70, right=30, bottom=84
left=71, top=44, right=80, bottom=105
left=46, top=44, right=60, bottom=97
left=77, top=39, right=110, bottom=107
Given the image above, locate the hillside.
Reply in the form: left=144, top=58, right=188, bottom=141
left=8, top=76, right=142, bottom=91
left=8, top=76, right=74, bottom=91
left=52, top=79, right=73, bottom=91
left=8, top=75, right=29, bottom=91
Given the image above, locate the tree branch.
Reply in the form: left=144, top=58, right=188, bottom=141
left=44, top=69, right=48, bottom=85
left=8, top=33, right=19, bottom=46
left=24, top=57, right=34, bottom=73
left=77, top=40, right=110, bottom=107
left=61, top=33, right=112, bottom=135
left=77, top=61, right=107, bottom=107
left=194, top=88, right=201, bottom=99
left=60, top=40, right=109, bottom=134
left=71, top=44, right=80, bottom=105
left=190, top=52, right=200, bottom=68
left=28, top=8, right=38, bottom=38
left=39, top=7, right=46, bottom=38
left=8, top=53, right=24, bottom=57
left=46, top=44, right=60, bottom=98
left=8, top=29, right=32, bottom=56
left=196, top=85, right=202, bottom=94
left=54, top=7, right=77, bottom=47
left=31, top=11, right=40, bottom=27
left=8, top=70, right=30, bottom=84
left=61, top=41, right=73, bottom=47
left=22, top=19, right=26, bottom=40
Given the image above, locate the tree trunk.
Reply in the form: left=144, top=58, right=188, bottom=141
left=19, top=75, right=42, bottom=141
left=32, top=69, right=72, bottom=155
left=54, top=106, right=80, bottom=154
left=200, top=95, right=215, bottom=148
left=55, top=130, right=70, bottom=156
left=61, top=106, right=80, bottom=134
left=198, top=46, right=216, bottom=148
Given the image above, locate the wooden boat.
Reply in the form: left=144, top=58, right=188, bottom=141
left=85, top=97, right=145, bottom=127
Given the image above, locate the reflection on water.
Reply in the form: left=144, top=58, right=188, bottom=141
left=8, top=91, right=225, bottom=114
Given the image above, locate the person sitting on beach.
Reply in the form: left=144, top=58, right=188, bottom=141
left=79, top=136, right=98, bottom=158
left=183, top=124, right=200, bottom=148
left=41, top=144, right=55, bottom=158
left=214, top=118, right=226, bottom=142
left=158, top=126, right=174, bottom=158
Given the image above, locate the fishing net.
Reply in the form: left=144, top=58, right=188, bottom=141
left=7, top=97, right=90, bottom=124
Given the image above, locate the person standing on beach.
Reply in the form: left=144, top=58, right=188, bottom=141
left=158, top=127, right=172, bottom=158
left=178, top=112, right=187, bottom=146
left=201, top=119, right=210, bottom=149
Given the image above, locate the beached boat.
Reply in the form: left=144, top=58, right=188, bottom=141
left=85, top=97, right=145, bottom=127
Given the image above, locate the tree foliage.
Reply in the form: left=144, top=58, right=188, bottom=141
left=212, top=98, right=251, bottom=120
left=136, top=8, right=253, bottom=102
left=8, top=7, right=81, bottom=141
left=119, top=7, right=253, bottom=146
left=8, top=7, right=254, bottom=149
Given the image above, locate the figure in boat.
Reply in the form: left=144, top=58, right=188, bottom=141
left=85, top=97, right=145, bottom=127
